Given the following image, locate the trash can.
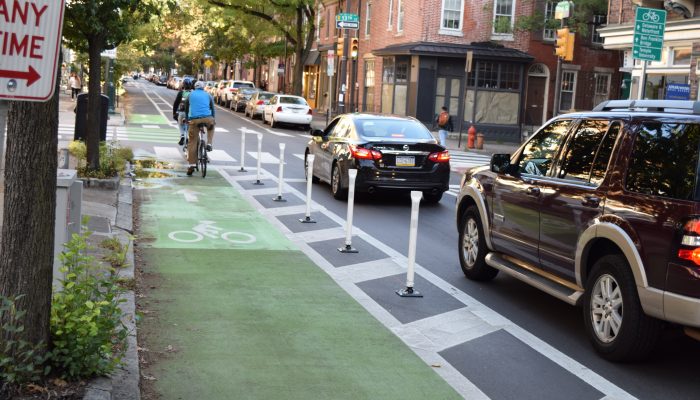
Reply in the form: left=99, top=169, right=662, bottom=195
left=74, top=93, right=108, bottom=142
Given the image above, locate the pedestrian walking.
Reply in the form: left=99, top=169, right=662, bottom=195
left=69, top=73, right=82, bottom=100
left=435, top=106, right=453, bottom=147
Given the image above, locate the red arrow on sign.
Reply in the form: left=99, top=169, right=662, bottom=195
left=0, top=66, right=41, bottom=87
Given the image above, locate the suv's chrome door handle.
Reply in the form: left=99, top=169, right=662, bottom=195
left=582, top=195, right=600, bottom=207
left=526, top=186, right=540, bottom=196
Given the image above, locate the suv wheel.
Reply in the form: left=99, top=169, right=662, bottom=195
left=458, top=206, right=498, bottom=281
left=583, top=254, right=662, bottom=362
left=422, top=191, right=443, bottom=204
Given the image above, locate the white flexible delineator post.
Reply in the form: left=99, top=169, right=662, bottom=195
left=273, top=143, right=286, bottom=202
left=255, top=133, right=263, bottom=185
left=239, top=128, right=247, bottom=172
left=397, top=191, right=424, bottom=297
left=300, top=154, right=316, bottom=223
left=338, top=168, right=358, bottom=253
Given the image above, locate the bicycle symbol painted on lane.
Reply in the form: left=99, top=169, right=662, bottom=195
left=168, top=220, right=256, bottom=244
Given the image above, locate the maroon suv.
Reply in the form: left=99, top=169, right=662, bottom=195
left=455, top=100, right=700, bottom=361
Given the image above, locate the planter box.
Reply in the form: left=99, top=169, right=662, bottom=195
left=82, top=175, right=120, bottom=190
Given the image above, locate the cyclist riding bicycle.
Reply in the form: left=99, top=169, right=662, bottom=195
left=184, top=80, right=216, bottom=176
left=173, top=77, right=194, bottom=146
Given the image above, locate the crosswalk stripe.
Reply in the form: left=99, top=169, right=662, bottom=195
left=215, top=127, right=229, bottom=133
left=208, top=150, right=236, bottom=163
left=293, top=154, right=305, bottom=161
left=247, top=151, right=280, bottom=164
left=142, top=125, right=160, bottom=129
left=265, top=128, right=293, bottom=137
left=154, top=146, right=184, bottom=161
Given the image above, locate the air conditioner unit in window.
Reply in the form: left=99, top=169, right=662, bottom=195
left=664, top=0, right=694, bottom=18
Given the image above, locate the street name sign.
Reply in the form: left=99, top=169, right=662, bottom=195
left=633, top=7, right=666, bottom=62
left=0, top=0, right=67, bottom=102
left=336, top=13, right=359, bottom=30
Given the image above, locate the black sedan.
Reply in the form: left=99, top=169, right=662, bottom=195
left=305, top=114, right=450, bottom=203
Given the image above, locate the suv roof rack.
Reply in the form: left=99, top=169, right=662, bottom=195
left=593, top=100, right=700, bottom=115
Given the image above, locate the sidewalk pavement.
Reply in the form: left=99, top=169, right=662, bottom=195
left=57, top=90, right=139, bottom=400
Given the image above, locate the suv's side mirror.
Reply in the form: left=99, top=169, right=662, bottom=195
left=490, top=154, right=511, bottom=174
left=311, top=129, right=325, bottom=137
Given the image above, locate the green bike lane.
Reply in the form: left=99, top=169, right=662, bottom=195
left=137, top=169, right=461, bottom=399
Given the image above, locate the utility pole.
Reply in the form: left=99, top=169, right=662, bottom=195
left=338, top=0, right=351, bottom=114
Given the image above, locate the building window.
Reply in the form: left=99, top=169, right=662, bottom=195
left=441, top=0, right=463, bottom=30
left=493, top=0, right=514, bottom=34
left=591, top=15, right=606, bottom=44
left=593, top=73, right=610, bottom=106
left=395, top=61, right=408, bottom=83
left=381, top=57, right=395, bottom=114
left=478, top=62, right=499, bottom=88
left=560, top=70, right=577, bottom=111
left=499, top=63, right=520, bottom=90
left=325, top=9, right=330, bottom=38
left=397, top=0, right=404, bottom=32
left=543, top=1, right=555, bottom=40
left=365, top=3, right=371, bottom=36
left=673, top=47, right=692, bottom=65
left=388, top=0, right=394, bottom=30
left=364, top=60, right=375, bottom=112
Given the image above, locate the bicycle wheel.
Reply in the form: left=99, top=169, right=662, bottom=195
left=199, top=138, right=207, bottom=178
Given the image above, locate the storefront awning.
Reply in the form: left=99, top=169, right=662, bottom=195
left=372, top=41, right=534, bottom=62
left=303, top=50, right=320, bottom=66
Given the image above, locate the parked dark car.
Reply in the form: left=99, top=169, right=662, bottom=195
left=455, top=99, right=700, bottom=362
left=306, top=114, right=450, bottom=203
left=231, top=88, right=258, bottom=112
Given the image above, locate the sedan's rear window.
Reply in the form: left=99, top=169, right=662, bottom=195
left=626, top=122, right=700, bottom=201
left=356, top=119, right=434, bottom=140
left=259, top=92, right=275, bottom=99
left=279, top=97, right=307, bottom=105
left=234, top=82, right=255, bottom=88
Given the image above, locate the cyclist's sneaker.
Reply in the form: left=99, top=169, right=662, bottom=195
left=178, top=136, right=185, bottom=146
left=206, top=144, right=213, bottom=152
left=186, top=166, right=195, bottom=176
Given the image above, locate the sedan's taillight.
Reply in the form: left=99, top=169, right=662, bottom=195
left=678, top=218, right=700, bottom=266
left=428, top=150, right=450, bottom=163
left=257, top=100, right=264, bottom=105
left=350, top=145, right=382, bottom=160
left=307, top=109, right=313, bottom=115
left=276, top=106, right=283, bottom=112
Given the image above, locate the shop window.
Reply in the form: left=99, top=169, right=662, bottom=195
left=543, top=1, right=555, bottom=41
left=592, top=15, right=606, bottom=44
left=560, top=70, right=577, bottom=111
left=493, top=0, right=514, bottom=34
left=478, top=62, right=498, bottom=88
left=395, top=62, right=408, bottom=84
left=381, top=58, right=394, bottom=114
left=499, top=64, right=520, bottom=90
left=441, top=0, right=463, bottom=30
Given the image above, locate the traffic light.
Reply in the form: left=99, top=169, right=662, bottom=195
left=554, top=28, right=575, bottom=62
left=350, top=38, right=359, bottom=59
left=336, top=37, right=345, bottom=57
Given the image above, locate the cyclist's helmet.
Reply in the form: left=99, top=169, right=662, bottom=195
left=182, top=77, right=193, bottom=90
left=194, top=80, right=205, bottom=90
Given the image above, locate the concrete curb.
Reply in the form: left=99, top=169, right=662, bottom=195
left=83, top=177, right=139, bottom=400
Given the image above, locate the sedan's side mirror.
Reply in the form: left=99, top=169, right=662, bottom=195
left=311, top=129, right=325, bottom=137
left=490, top=154, right=512, bottom=174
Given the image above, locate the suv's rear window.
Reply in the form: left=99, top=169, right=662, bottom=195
left=234, top=82, right=254, bottom=88
left=625, top=122, right=700, bottom=201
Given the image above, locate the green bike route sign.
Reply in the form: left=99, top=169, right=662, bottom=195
left=632, top=7, right=666, bottom=62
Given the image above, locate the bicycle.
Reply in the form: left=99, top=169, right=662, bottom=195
left=642, top=10, right=660, bottom=22
left=196, top=122, right=209, bottom=178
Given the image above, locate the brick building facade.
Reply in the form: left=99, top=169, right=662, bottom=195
left=309, top=0, right=622, bottom=142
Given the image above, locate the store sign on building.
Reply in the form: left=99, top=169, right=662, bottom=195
left=632, top=7, right=666, bottom=62
left=665, top=83, right=691, bottom=100
left=0, top=0, right=67, bottom=101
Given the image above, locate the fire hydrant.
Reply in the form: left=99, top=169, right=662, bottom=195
left=467, top=125, right=476, bottom=149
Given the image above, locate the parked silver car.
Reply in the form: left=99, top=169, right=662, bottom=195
left=244, top=91, right=276, bottom=119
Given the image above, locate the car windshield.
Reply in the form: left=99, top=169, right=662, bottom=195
left=356, top=119, right=434, bottom=141
left=279, top=97, right=307, bottom=105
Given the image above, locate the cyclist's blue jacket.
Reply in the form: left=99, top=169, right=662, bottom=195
left=186, top=88, right=215, bottom=120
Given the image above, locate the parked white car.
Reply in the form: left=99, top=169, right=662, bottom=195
left=262, top=95, right=312, bottom=130
left=245, top=91, right=276, bottom=119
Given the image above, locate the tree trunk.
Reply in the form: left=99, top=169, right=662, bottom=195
left=86, top=39, right=103, bottom=171
left=0, top=89, right=59, bottom=351
left=292, top=8, right=304, bottom=96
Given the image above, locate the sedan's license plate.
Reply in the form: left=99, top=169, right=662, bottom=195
left=396, top=156, right=415, bottom=167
